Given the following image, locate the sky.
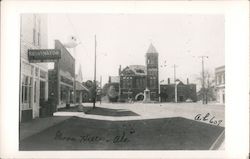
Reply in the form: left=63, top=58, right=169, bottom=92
left=47, top=14, right=224, bottom=87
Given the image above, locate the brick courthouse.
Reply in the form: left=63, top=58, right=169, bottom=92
left=119, top=44, right=159, bottom=102
left=117, top=43, right=197, bottom=103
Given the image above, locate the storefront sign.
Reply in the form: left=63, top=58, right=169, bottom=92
left=28, top=49, right=61, bottom=63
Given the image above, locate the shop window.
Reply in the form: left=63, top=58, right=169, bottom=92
left=222, top=74, right=225, bottom=84
left=40, top=70, right=46, bottom=79
left=35, top=68, right=39, bottom=77
left=34, top=81, right=37, bottom=103
left=219, top=75, right=222, bottom=84
left=21, top=75, right=32, bottom=108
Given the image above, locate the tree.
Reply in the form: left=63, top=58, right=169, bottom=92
left=82, top=80, right=100, bottom=102
left=197, top=70, right=216, bottom=104
left=102, top=82, right=119, bottom=102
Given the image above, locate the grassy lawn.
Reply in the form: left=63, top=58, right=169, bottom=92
left=20, top=116, right=224, bottom=150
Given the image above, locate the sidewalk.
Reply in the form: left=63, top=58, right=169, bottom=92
left=20, top=116, right=71, bottom=141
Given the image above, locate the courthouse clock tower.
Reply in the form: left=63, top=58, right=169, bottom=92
left=144, top=43, right=159, bottom=101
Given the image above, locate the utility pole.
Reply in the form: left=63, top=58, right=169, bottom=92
left=172, top=64, right=178, bottom=103
left=198, top=56, right=208, bottom=104
left=100, top=75, right=102, bottom=105
left=159, top=60, right=167, bottom=102
left=93, top=35, right=97, bottom=109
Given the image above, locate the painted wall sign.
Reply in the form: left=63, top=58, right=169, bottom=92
left=28, top=49, right=61, bottom=63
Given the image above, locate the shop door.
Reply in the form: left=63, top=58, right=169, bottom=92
left=40, top=81, right=46, bottom=107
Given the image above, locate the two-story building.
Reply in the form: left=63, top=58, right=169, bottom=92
left=20, top=14, right=49, bottom=122
left=215, top=66, right=225, bottom=104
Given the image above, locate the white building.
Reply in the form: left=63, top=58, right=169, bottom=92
left=215, top=66, right=225, bottom=104
left=20, top=14, right=49, bottom=122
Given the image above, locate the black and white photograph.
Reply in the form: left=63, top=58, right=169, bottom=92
left=0, top=1, right=249, bottom=159
left=19, top=13, right=225, bottom=150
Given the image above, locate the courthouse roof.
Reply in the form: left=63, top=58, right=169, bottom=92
left=147, top=43, right=158, bottom=54
left=121, top=65, right=146, bottom=76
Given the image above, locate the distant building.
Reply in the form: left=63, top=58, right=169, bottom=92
left=119, top=43, right=159, bottom=102
left=215, top=66, right=225, bottom=104
left=20, top=14, right=49, bottom=122
left=108, top=76, right=120, bottom=83
left=160, top=78, right=197, bottom=102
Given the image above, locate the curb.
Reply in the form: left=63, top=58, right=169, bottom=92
left=209, top=129, right=225, bottom=150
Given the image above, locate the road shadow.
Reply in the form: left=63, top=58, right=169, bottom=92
left=20, top=116, right=224, bottom=150
left=58, top=106, right=139, bottom=117
left=85, top=107, right=140, bottom=117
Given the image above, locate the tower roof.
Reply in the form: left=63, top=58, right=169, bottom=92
left=147, top=43, right=158, bottom=54
left=76, top=65, right=83, bottom=82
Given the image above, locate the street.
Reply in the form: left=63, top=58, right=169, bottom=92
left=20, top=102, right=224, bottom=150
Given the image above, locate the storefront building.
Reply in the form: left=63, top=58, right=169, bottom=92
left=20, top=14, right=49, bottom=122
left=48, top=40, right=75, bottom=110
left=215, top=66, right=225, bottom=104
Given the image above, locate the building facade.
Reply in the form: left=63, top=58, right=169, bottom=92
left=20, top=14, right=49, bottom=122
left=119, top=65, right=147, bottom=101
left=119, top=43, right=159, bottom=102
left=215, top=66, right=225, bottom=104
left=48, top=40, right=75, bottom=110
left=160, top=79, right=197, bottom=102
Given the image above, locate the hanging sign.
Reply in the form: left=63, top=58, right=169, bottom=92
left=28, top=49, right=61, bottom=63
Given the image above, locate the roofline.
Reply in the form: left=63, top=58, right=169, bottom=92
left=215, top=65, right=225, bottom=70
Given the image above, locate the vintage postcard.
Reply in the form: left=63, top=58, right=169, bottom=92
left=0, top=1, right=249, bottom=159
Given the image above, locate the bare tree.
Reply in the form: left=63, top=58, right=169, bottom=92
left=197, top=70, right=216, bottom=104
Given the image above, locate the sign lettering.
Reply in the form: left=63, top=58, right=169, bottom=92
left=28, top=49, right=61, bottom=63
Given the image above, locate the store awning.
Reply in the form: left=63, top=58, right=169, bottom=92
left=75, top=81, right=89, bottom=92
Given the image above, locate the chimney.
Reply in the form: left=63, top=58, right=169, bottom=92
left=168, top=78, right=170, bottom=84
left=187, top=78, right=189, bottom=85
